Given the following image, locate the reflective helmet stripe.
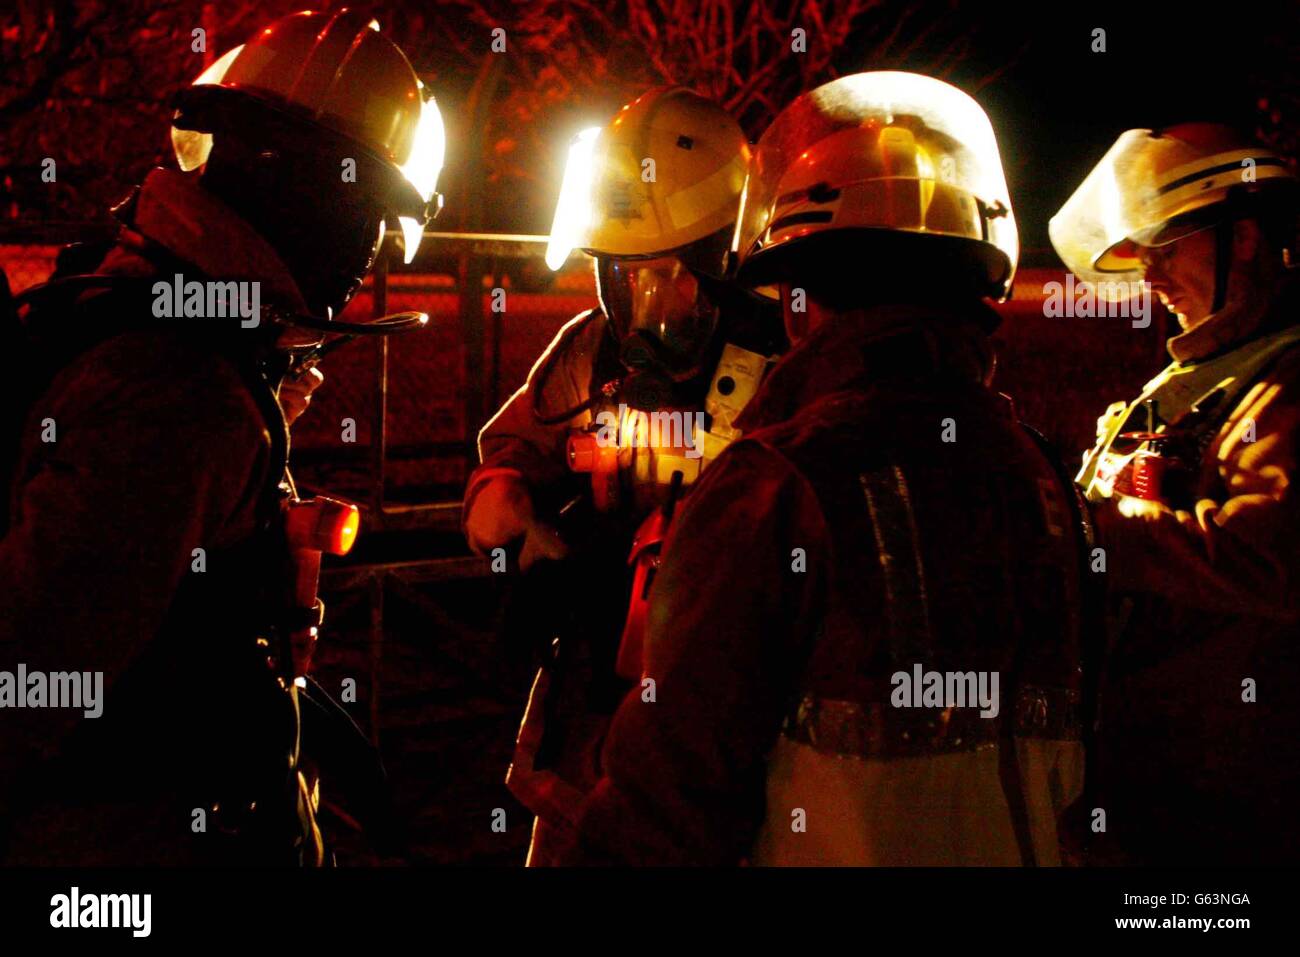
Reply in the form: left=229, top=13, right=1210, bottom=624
left=1157, top=151, right=1287, bottom=195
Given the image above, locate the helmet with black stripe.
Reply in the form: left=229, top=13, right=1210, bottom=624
left=1050, top=124, right=1297, bottom=310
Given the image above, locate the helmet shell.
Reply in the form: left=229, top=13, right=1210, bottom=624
left=171, top=8, right=444, bottom=236
left=735, top=71, right=1018, bottom=300
left=549, top=88, right=750, bottom=267
left=1050, top=123, right=1297, bottom=297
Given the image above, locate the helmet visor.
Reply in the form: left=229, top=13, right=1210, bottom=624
left=396, top=89, right=447, bottom=263
left=1048, top=129, right=1290, bottom=299
left=546, top=127, right=603, bottom=270
left=1049, top=130, right=1174, bottom=293
left=171, top=44, right=246, bottom=173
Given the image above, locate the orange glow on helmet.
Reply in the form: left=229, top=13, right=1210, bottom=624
left=170, top=8, right=445, bottom=262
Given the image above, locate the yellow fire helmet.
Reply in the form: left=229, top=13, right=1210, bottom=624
left=1049, top=124, right=1296, bottom=299
left=170, top=8, right=445, bottom=263
left=734, top=71, right=1019, bottom=301
left=546, top=87, right=750, bottom=275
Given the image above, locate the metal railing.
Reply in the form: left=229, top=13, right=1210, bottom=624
left=322, top=230, right=576, bottom=739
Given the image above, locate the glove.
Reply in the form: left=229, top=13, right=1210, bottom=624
left=279, top=365, right=325, bottom=426
left=464, top=471, right=569, bottom=571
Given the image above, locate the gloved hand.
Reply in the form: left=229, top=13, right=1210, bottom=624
left=279, top=366, right=326, bottom=426
left=464, top=471, right=569, bottom=571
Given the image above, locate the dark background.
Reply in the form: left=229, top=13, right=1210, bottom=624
left=3, top=1, right=1298, bottom=249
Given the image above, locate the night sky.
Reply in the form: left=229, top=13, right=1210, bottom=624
left=924, top=3, right=1299, bottom=257
left=1, top=1, right=1296, bottom=257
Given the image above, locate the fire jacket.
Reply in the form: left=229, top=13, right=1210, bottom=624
left=560, top=302, right=1087, bottom=865
left=468, top=292, right=782, bottom=863
left=1081, top=281, right=1300, bottom=864
left=0, top=168, right=320, bottom=864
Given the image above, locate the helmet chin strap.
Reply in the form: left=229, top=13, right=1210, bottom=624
left=1212, top=216, right=1233, bottom=315
left=1211, top=187, right=1248, bottom=315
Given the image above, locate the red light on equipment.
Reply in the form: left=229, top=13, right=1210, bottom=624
left=284, top=496, right=361, bottom=555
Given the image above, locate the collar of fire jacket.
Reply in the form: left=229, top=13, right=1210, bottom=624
left=736, top=302, right=996, bottom=431
left=100, top=167, right=308, bottom=312
left=1166, top=276, right=1300, bottom=364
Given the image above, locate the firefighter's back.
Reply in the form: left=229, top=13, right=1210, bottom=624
left=748, top=368, right=1085, bottom=865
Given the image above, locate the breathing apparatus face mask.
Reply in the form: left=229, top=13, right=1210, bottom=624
left=597, top=255, right=722, bottom=382
left=595, top=223, right=734, bottom=399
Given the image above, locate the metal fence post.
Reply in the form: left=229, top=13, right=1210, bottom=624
left=370, top=244, right=389, bottom=516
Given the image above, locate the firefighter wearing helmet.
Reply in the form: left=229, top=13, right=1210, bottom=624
left=0, top=9, right=443, bottom=865
left=1051, top=124, right=1300, bottom=864
left=555, top=72, right=1086, bottom=866
left=461, top=87, right=781, bottom=865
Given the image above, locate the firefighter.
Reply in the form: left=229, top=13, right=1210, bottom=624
left=0, top=8, right=444, bottom=865
left=461, top=88, right=782, bottom=864
left=1050, top=123, right=1300, bottom=864
left=558, top=71, right=1088, bottom=866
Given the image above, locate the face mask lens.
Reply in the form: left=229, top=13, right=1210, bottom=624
left=599, top=256, right=719, bottom=377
